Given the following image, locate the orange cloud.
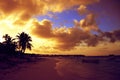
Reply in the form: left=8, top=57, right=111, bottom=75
left=30, top=19, right=102, bottom=50
left=53, top=27, right=91, bottom=50
left=3, top=0, right=120, bottom=52
left=30, top=18, right=120, bottom=51
left=74, top=13, right=100, bottom=32
left=0, top=0, right=99, bottom=52
left=31, top=19, right=53, bottom=38
left=77, top=5, right=88, bottom=15
left=0, top=0, right=99, bottom=17
left=0, top=0, right=100, bottom=28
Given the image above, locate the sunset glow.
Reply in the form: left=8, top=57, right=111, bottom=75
left=0, top=0, right=120, bottom=55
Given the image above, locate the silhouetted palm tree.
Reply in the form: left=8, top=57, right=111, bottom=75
left=16, top=32, right=32, bottom=53
left=3, top=34, right=10, bottom=41
left=3, top=34, right=15, bottom=44
left=2, top=34, right=17, bottom=53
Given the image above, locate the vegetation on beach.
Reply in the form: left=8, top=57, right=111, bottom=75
left=0, top=32, right=32, bottom=55
left=0, top=33, right=39, bottom=70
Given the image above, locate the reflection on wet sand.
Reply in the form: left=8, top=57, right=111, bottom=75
left=55, top=57, right=120, bottom=80
left=1, top=57, right=120, bottom=80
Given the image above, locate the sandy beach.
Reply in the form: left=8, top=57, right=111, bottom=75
left=0, top=57, right=62, bottom=80
left=0, top=56, right=120, bottom=80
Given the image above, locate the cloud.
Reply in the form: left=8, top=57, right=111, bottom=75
left=31, top=19, right=53, bottom=38
left=113, top=30, right=120, bottom=40
left=74, top=13, right=101, bottom=32
left=2, top=0, right=120, bottom=51
left=77, top=5, right=88, bottom=15
left=0, top=0, right=46, bottom=25
left=0, top=0, right=100, bottom=32
left=102, top=29, right=120, bottom=43
left=0, top=0, right=99, bottom=18
left=53, top=27, right=91, bottom=50
left=85, top=35, right=99, bottom=46
left=31, top=19, right=101, bottom=50
left=31, top=18, right=120, bottom=50
left=31, top=19, right=91, bottom=50
left=0, top=0, right=100, bottom=51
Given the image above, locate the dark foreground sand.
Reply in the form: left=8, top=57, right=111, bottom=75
left=0, top=58, right=62, bottom=80
left=0, top=56, right=120, bottom=80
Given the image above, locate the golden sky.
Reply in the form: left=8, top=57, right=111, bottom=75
left=0, top=0, right=120, bottom=55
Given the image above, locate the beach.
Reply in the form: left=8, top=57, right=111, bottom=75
left=0, top=56, right=120, bottom=80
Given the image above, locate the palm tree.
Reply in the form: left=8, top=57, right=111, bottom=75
left=3, top=34, right=15, bottom=44
left=3, top=34, right=10, bottom=42
left=2, top=34, right=17, bottom=53
left=16, top=32, right=32, bottom=53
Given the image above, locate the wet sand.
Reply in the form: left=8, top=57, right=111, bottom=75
left=1, top=58, right=62, bottom=80
left=0, top=57, right=120, bottom=80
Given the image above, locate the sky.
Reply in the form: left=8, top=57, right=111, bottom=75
left=0, top=0, right=120, bottom=56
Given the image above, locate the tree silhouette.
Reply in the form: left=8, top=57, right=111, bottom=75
left=3, top=34, right=15, bottom=45
left=16, top=32, right=32, bottom=53
left=2, top=34, right=17, bottom=53
left=3, top=34, right=10, bottom=41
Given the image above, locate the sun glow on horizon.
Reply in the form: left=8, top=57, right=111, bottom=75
left=0, top=0, right=120, bottom=55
